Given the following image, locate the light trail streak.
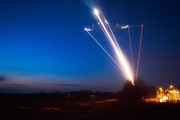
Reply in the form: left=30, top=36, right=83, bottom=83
left=94, top=9, right=134, bottom=84
left=135, top=24, right=144, bottom=84
left=107, top=23, right=121, bottom=53
left=116, top=24, right=135, bottom=74
left=84, top=29, right=125, bottom=77
left=127, top=26, right=134, bottom=76
left=116, top=25, right=134, bottom=74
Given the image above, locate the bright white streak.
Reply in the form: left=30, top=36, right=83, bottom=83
left=94, top=9, right=134, bottom=84
left=85, top=30, right=125, bottom=77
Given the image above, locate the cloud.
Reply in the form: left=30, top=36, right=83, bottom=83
left=58, top=84, right=82, bottom=87
left=11, top=84, right=29, bottom=87
left=0, top=76, right=7, bottom=82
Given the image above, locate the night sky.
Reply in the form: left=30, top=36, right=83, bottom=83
left=0, top=0, right=180, bottom=93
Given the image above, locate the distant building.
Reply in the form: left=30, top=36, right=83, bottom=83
left=145, top=85, right=180, bottom=103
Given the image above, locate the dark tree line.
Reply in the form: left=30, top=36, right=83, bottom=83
left=0, top=90, right=117, bottom=101
left=119, top=78, right=157, bottom=105
left=0, top=79, right=157, bottom=103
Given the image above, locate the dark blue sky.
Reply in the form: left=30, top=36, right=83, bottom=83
left=0, top=0, right=180, bottom=93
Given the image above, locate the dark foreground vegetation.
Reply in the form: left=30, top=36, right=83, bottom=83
left=1, top=96, right=180, bottom=120
left=1, top=81, right=180, bottom=120
left=0, top=91, right=118, bottom=120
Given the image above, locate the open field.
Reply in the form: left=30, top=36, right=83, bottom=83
left=0, top=96, right=119, bottom=120
left=87, top=103, right=180, bottom=120
left=1, top=96, right=180, bottom=120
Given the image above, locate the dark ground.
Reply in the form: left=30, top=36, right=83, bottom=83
left=87, top=103, right=180, bottom=120
left=0, top=92, right=180, bottom=120
left=1, top=99, right=180, bottom=120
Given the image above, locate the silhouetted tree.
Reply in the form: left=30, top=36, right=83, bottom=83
left=120, top=78, right=149, bottom=105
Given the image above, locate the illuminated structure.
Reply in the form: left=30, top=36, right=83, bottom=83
left=145, top=85, right=180, bottom=103
left=156, top=85, right=180, bottom=103
left=156, top=87, right=165, bottom=102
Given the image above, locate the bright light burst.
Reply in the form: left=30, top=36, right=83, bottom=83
left=85, top=8, right=134, bottom=85
left=94, top=9, right=134, bottom=84
left=94, top=9, right=99, bottom=15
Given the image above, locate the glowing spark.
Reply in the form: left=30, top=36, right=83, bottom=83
left=94, top=9, right=99, bottom=15
left=93, top=9, right=134, bottom=84
left=121, top=25, right=129, bottom=29
left=84, top=27, right=92, bottom=32
left=105, top=19, right=108, bottom=24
